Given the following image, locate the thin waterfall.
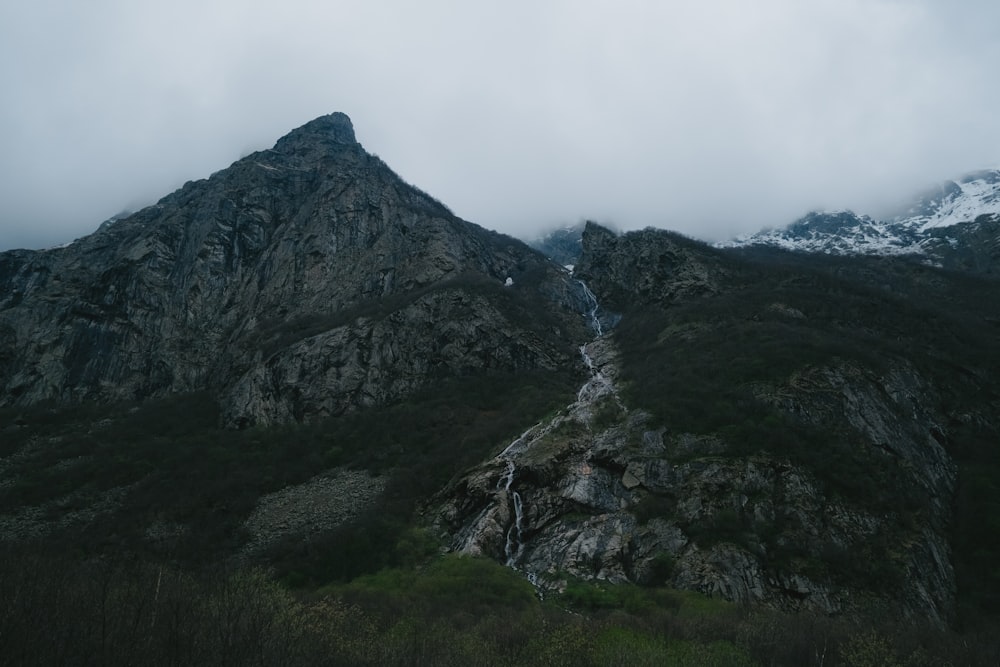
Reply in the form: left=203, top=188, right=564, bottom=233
left=496, top=279, right=610, bottom=578
left=577, top=279, right=603, bottom=336
left=505, top=489, right=525, bottom=566
left=497, top=459, right=526, bottom=566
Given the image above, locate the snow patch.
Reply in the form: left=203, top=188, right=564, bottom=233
left=718, top=169, right=1000, bottom=257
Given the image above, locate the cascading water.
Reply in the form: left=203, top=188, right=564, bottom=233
left=577, top=279, right=603, bottom=336
left=505, top=489, right=525, bottom=566
left=495, top=279, right=612, bottom=583
left=498, top=459, right=516, bottom=492
left=497, top=459, right=526, bottom=566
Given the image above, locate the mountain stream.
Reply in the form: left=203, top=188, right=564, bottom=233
left=492, top=279, right=617, bottom=590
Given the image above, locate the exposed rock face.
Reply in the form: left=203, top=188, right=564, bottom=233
left=220, top=285, right=573, bottom=426
left=0, top=113, right=587, bottom=424
left=435, top=223, right=973, bottom=626
left=922, top=213, right=1000, bottom=276
left=435, top=336, right=631, bottom=569
left=529, top=222, right=588, bottom=267
left=436, top=336, right=957, bottom=624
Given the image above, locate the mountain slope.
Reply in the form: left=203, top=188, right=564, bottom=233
left=3, top=115, right=1000, bottom=638
left=437, top=222, right=1000, bottom=625
left=0, top=113, right=589, bottom=425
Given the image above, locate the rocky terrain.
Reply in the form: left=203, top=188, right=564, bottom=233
left=434, top=219, right=995, bottom=625
left=437, top=350, right=957, bottom=622
left=240, top=467, right=386, bottom=558
left=3, top=113, right=1000, bottom=634
left=0, top=113, right=589, bottom=426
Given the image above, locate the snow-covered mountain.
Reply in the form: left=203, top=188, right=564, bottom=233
left=893, top=169, right=1000, bottom=232
left=720, top=170, right=1000, bottom=272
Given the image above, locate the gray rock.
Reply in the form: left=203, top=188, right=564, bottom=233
left=0, top=114, right=587, bottom=424
left=434, top=334, right=960, bottom=625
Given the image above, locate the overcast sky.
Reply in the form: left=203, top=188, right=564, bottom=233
left=2, top=0, right=999, bottom=251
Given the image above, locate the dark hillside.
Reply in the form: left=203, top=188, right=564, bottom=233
left=590, top=230, right=1000, bottom=624
left=0, top=366, right=578, bottom=577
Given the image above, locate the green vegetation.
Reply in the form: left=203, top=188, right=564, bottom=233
left=1, top=548, right=992, bottom=665
left=611, top=247, right=1000, bottom=625
left=336, top=554, right=538, bottom=613
left=0, top=366, right=577, bottom=575
left=591, top=395, right=626, bottom=430
left=952, top=421, right=1000, bottom=621
left=5, top=236, right=1000, bottom=659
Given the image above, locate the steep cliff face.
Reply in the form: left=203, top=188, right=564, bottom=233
left=0, top=114, right=587, bottom=424
left=922, top=213, right=1000, bottom=276
left=436, top=223, right=1000, bottom=625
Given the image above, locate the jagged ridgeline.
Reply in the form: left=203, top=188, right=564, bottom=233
left=0, top=113, right=591, bottom=425
left=3, top=113, right=1000, bottom=661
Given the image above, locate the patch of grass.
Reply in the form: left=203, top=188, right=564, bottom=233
left=593, top=628, right=755, bottom=667
left=553, top=577, right=741, bottom=619
left=335, top=555, right=537, bottom=614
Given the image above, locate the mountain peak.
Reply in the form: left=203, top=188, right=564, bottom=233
left=272, top=112, right=358, bottom=154
left=720, top=168, right=1000, bottom=267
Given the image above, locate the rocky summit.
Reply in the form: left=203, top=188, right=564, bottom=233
left=0, top=113, right=589, bottom=426
left=3, top=114, right=1000, bottom=647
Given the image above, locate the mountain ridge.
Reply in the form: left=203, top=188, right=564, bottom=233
left=718, top=169, right=1000, bottom=275
left=0, top=113, right=589, bottom=425
left=3, top=114, right=1000, bottom=644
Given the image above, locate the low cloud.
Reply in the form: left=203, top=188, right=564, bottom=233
left=2, top=0, right=998, bottom=250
